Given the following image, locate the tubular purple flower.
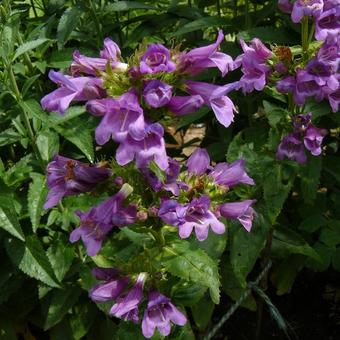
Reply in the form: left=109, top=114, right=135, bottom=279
left=41, top=70, right=106, bottom=115
left=167, top=95, right=204, bottom=116
left=44, top=155, right=111, bottom=209
left=140, top=44, right=176, bottom=74
left=218, top=199, right=256, bottom=232
left=178, top=30, right=234, bottom=76
left=116, top=122, right=169, bottom=170
left=276, top=134, right=307, bottom=164
left=304, top=126, right=327, bottom=155
left=69, top=184, right=136, bottom=256
left=306, top=59, right=338, bottom=90
left=142, top=290, right=187, bottom=338
left=292, top=112, right=312, bottom=131
left=110, top=272, right=147, bottom=322
left=143, top=80, right=172, bottom=108
left=186, top=148, right=210, bottom=176
left=158, top=196, right=225, bottom=241
left=86, top=98, right=116, bottom=116
left=327, top=88, right=340, bottom=112
left=291, top=0, right=324, bottom=23
left=186, top=81, right=238, bottom=127
left=94, top=90, right=145, bottom=145
left=315, top=6, right=340, bottom=41
left=317, top=41, right=340, bottom=72
left=209, top=159, right=255, bottom=187
left=100, top=37, right=121, bottom=60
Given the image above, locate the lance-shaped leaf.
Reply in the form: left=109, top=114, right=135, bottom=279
left=13, top=38, right=50, bottom=61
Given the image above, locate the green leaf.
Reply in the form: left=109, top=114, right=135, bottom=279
left=300, top=156, right=322, bottom=203
left=298, top=214, right=328, bottom=232
left=21, top=99, right=51, bottom=124
left=160, top=240, right=220, bottom=304
left=332, top=247, right=340, bottom=272
left=47, top=237, right=74, bottom=282
left=36, top=130, right=59, bottom=162
left=176, top=107, right=210, bottom=130
left=324, top=155, right=340, bottom=183
left=57, top=7, right=82, bottom=48
left=6, top=235, right=60, bottom=288
left=106, top=1, right=156, bottom=11
left=306, top=242, right=334, bottom=271
left=263, top=100, right=287, bottom=128
left=54, top=117, right=94, bottom=162
left=149, top=160, right=166, bottom=182
left=191, top=296, right=215, bottom=331
left=13, top=38, right=50, bottom=61
left=0, top=128, right=21, bottom=147
left=28, top=173, right=48, bottom=232
left=319, top=220, right=340, bottom=247
left=238, top=26, right=297, bottom=44
left=173, top=17, right=229, bottom=35
left=0, top=196, right=25, bottom=241
left=272, top=225, right=320, bottom=261
left=172, top=282, right=207, bottom=306
left=44, top=286, right=81, bottom=330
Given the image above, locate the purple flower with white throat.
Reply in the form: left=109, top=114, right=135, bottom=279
left=209, top=159, right=255, bottom=188
left=185, top=81, right=238, bottom=128
left=69, top=184, right=136, bottom=256
left=306, top=59, right=339, bottom=90
left=158, top=196, right=225, bottom=241
left=167, top=95, right=204, bottom=116
left=276, top=133, right=307, bottom=164
left=218, top=199, right=256, bottom=232
left=142, top=290, right=187, bottom=338
left=178, top=30, right=234, bottom=76
left=89, top=267, right=129, bottom=302
left=291, top=0, right=324, bottom=23
left=44, top=155, right=111, bottom=209
left=186, top=148, right=210, bottom=176
left=315, top=5, right=340, bottom=41
left=110, top=272, right=147, bottom=322
left=116, top=122, right=168, bottom=170
left=304, top=126, right=327, bottom=155
left=41, top=71, right=106, bottom=115
left=140, top=44, right=175, bottom=74
left=143, top=80, right=172, bottom=108
left=93, top=90, right=145, bottom=145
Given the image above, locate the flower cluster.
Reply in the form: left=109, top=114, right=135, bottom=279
left=277, top=113, right=327, bottom=164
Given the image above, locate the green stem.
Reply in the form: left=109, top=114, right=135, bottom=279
left=30, top=0, right=38, bottom=17
left=150, top=229, right=165, bottom=248
left=8, top=65, right=44, bottom=168
left=308, top=23, right=315, bottom=45
left=301, top=17, right=309, bottom=53
left=216, top=0, right=221, bottom=17
left=88, top=0, right=103, bottom=47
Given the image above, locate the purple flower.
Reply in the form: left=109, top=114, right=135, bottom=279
left=167, top=95, right=204, bottom=116
left=110, top=273, right=147, bottom=322
left=278, top=0, right=293, bottom=13
left=218, top=199, right=256, bottom=232
left=275, top=61, right=289, bottom=74
left=140, top=44, right=175, bottom=74
left=69, top=184, right=136, bottom=256
left=142, top=290, right=187, bottom=338
left=158, top=196, right=225, bottom=241
left=291, top=0, right=324, bottom=23
left=304, top=126, right=327, bottom=155
left=327, top=87, right=340, bottom=112
left=306, top=59, right=338, bottom=90
left=187, top=148, right=210, bottom=176
left=93, top=90, right=145, bottom=145
left=276, top=75, right=296, bottom=94
left=276, top=133, right=307, bottom=164
left=317, top=41, right=340, bottom=72
left=116, top=123, right=169, bottom=170
left=209, top=159, right=255, bottom=188
left=100, top=37, right=121, bottom=60
left=89, top=267, right=129, bottom=302
left=292, top=112, right=312, bottom=131
left=178, top=30, right=234, bottom=76
left=315, top=5, right=340, bottom=41
left=86, top=98, right=116, bottom=116
left=41, top=71, right=106, bottom=115
left=44, top=155, right=111, bottom=209
left=143, top=80, right=172, bottom=108
left=186, top=81, right=238, bottom=127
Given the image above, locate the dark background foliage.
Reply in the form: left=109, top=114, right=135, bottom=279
left=0, top=0, right=339, bottom=339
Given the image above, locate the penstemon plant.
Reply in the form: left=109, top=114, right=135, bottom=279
left=41, top=33, right=257, bottom=337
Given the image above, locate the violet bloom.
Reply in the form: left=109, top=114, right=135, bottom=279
left=292, top=112, right=312, bottom=131
left=116, top=122, right=169, bottom=170
left=187, top=148, right=210, bottom=176
left=315, top=5, right=340, bottom=41
left=291, top=0, right=324, bottom=23
left=167, top=95, right=204, bottom=116
left=218, top=200, right=256, bottom=232
left=89, top=267, right=129, bottom=302
left=140, top=44, right=176, bottom=74
left=44, top=155, right=111, bottom=209
left=328, top=88, right=340, bottom=112
left=110, top=273, right=147, bottom=322
left=276, top=133, right=307, bottom=164
left=143, top=80, right=172, bottom=108
left=178, top=30, right=234, bottom=76
left=278, top=0, right=293, bottom=13
left=209, top=159, right=255, bottom=188
left=41, top=71, right=106, bottom=115
left=93, top=90, right=145, bottom=145
left=142, top=290, right=187, bottom=338
left=69, top=184, right=136, bottom=256
left=306, top=59, right=338, bottom=90
left=304, top=126, right=327, bottom=155
left=317, top=41, right=340, bottom=72
left=186, top=81, right=238, bottom=128
left=159, top=196, right=225, bottom=241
